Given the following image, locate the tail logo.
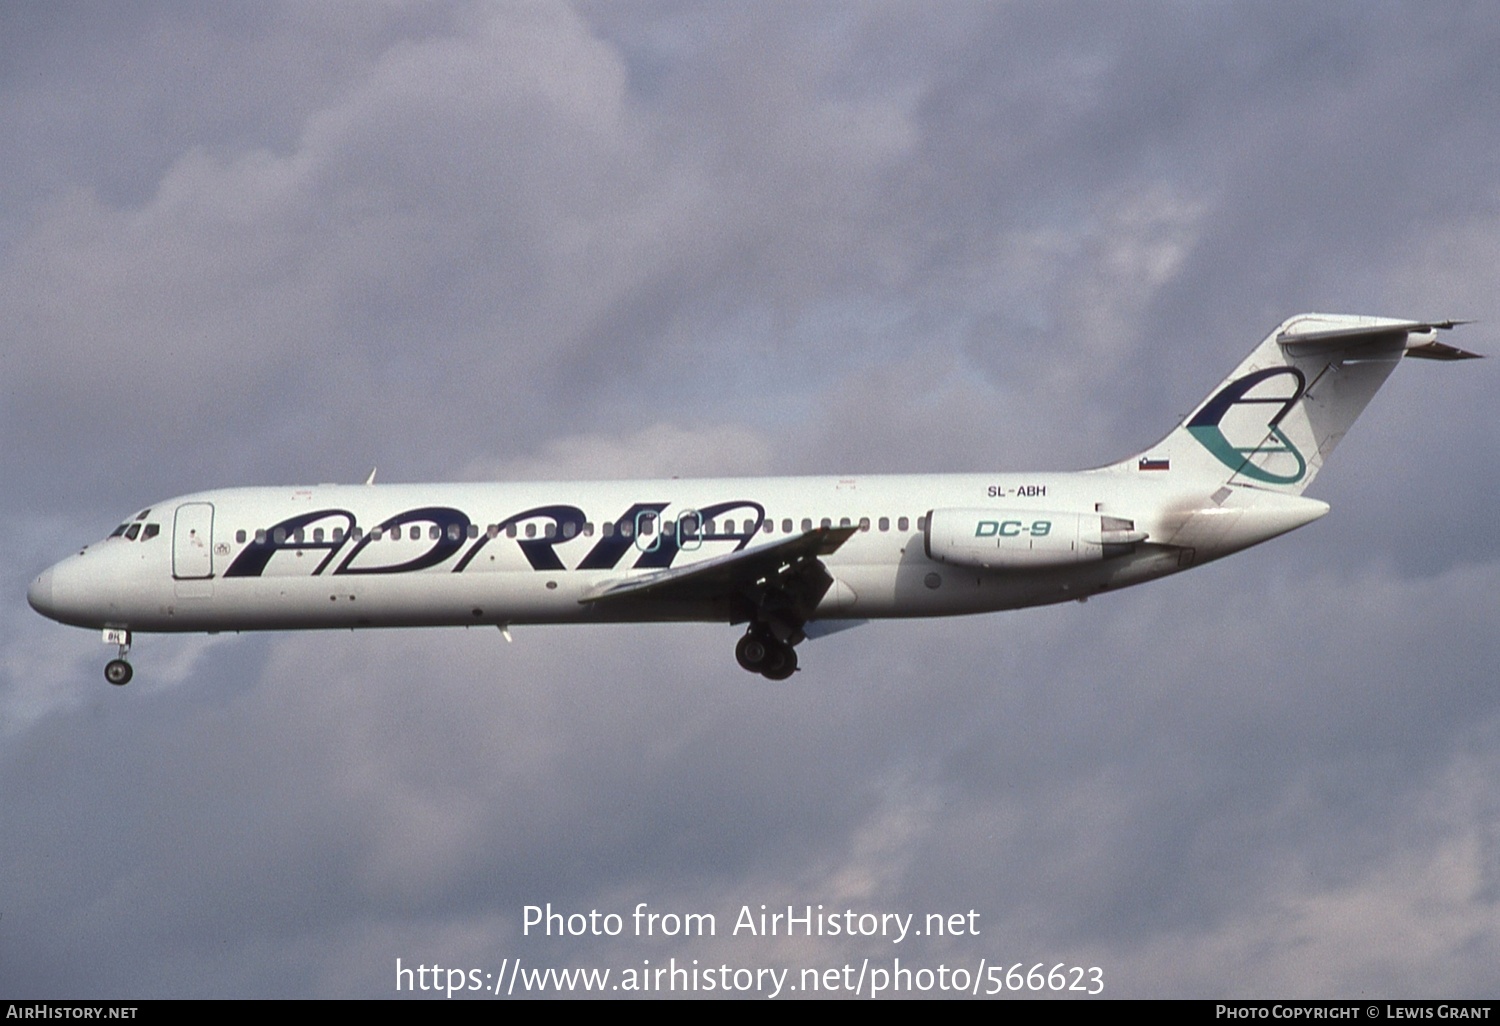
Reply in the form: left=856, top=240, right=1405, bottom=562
left=1185, top=367, right=1308, bottom=485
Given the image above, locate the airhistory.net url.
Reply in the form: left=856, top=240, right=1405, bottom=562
left=395, top=957, right=1105, bottom=998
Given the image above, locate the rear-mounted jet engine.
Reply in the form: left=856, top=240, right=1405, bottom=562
left=923, top=509, right=1147, bottom=570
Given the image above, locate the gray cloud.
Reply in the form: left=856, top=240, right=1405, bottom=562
left=3, top=0, right=1497, bottom=999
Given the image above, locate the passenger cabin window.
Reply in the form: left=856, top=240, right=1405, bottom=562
left=878, top=517, right=890, bottom=532
left=898, top=516, right=909, bottom=532
left=236, top=530, right=247, bottom=543
left=782, top=518, right=793, bottom=534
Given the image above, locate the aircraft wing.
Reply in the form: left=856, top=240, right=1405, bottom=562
left=580, top=525, right=859, bottom=626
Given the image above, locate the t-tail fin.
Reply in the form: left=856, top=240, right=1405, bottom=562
left=1124, top=313, right=1479, bottom=495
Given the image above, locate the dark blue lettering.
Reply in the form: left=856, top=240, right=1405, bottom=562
left=577, top=503, right=669, bottom=570
left=453, top=505, right=587, bottom=572
left=633, top=501, right=765, bottom=569
left=223, top=509, right=356, bottom=577
left=334, top=507, right=471, bottom=575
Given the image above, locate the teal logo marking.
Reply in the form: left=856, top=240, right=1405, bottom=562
left=1186, top=367, right=1308, bottom=484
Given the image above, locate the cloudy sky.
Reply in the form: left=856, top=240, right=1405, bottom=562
left=3, top=1, right=1498, bottom=999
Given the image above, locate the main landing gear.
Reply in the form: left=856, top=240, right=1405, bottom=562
left=102, top=628, right=133, bottom=686
left=735, top=626, right=798, bottom=681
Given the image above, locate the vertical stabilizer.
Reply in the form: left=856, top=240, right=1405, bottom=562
left=1123, top=314, right=1477, bottom=494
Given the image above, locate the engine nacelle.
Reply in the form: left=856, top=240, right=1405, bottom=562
left=924, top=508, right=1146, bottom=570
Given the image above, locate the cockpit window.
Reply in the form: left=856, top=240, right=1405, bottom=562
left=141, top=523, right=160, bottom=541
left=109, top=524, right=129, bottom=538
left=124, top=524, right=141, bottom=541
left=134, top=509, right=151, bottom=521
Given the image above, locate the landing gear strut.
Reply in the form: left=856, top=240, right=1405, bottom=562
left=102, top=628, right=133, bottom=686
left=735, top=626, right=798, bottom=680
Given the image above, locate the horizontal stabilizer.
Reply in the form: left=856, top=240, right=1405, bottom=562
left=1278, top=318, right=1482, bottom=359
left=1403, top=339, right=1484, bottom=361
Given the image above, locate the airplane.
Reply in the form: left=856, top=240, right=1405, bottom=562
left=27, top=313, right=1479, bottom=685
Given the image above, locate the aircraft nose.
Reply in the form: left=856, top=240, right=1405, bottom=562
left=27, top=567, right=55, bottom=617
left=27, top=551, right=121, bottom=629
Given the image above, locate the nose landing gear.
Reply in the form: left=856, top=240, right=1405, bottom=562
left=102, top=628, right=133, bottom=686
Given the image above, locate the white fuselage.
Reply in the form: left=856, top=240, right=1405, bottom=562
left=27, top=469, right=1327, bottom=635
